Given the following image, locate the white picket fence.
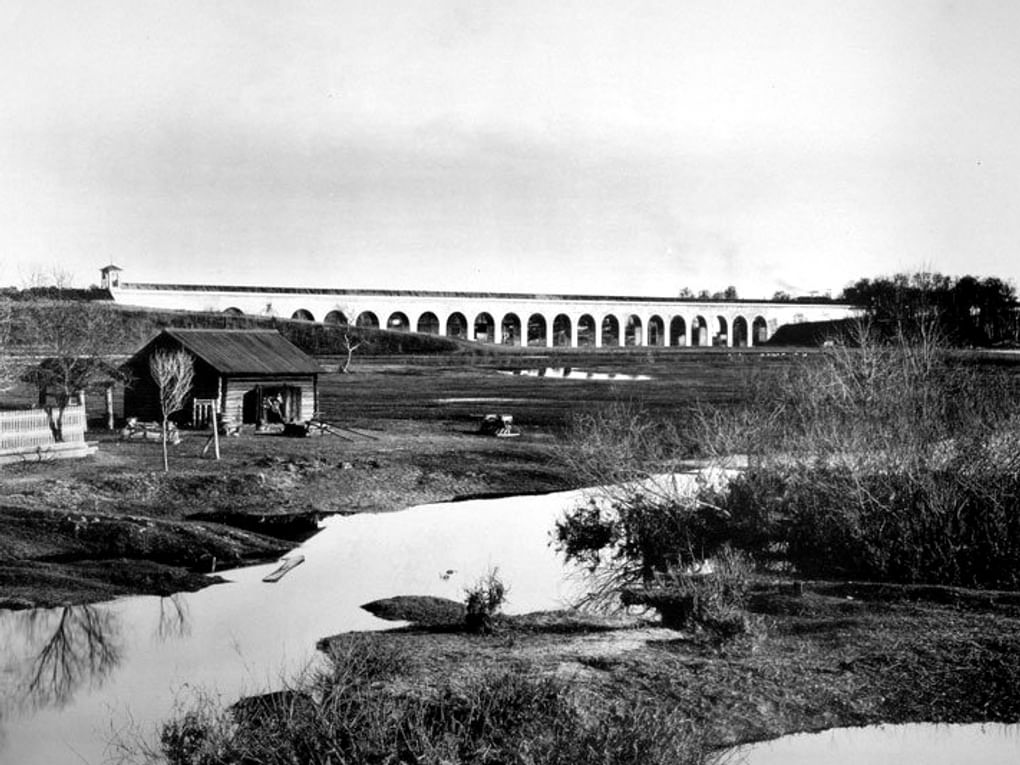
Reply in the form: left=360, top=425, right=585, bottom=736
left=0, top=405, right=87, bottom=451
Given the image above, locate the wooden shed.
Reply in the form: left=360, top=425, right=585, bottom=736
left=122, top=329, right=321, bottom=430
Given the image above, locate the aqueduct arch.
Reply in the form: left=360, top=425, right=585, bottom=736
left=692, top=316, right=708, bottom=346
left=621, top=315, right=638, bottom=346
left=417, top=312, right=440, bottom=334
left=446, top=312, right=468, bottom=339
left=356, top=311, right=379, bottom=329
left=527, top=314, right=547, bottom=347
left=601, top=315, right=620, bottom=346
left=501, top=313, right=521, bottom=346
left=648, top=315, right=665, bottom=346
left=670, top=316, right=686, bottom=346
left=474, top=313, right=495, bottom=342
left=387, top=312, right=409, bottom=331
left=552, top=314, right=572, bottom=347
left=732, top=316, right=749, bottom=347
left=578, top=314, right=596, bottom=346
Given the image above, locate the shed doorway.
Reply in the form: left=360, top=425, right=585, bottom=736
left=242, top=385, right=302, bottom=428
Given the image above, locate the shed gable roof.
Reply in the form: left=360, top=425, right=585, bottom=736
left=135, top=329, right=321, bottom=376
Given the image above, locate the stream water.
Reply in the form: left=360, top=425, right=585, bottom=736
left=0, top=489, right=590, bottom=764
left=498, top=368, right=652, bottom=381
left=732, top=722, right=1020, bottom=764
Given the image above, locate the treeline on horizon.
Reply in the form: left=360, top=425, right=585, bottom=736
left=840, top=272, right=1019, bottom=347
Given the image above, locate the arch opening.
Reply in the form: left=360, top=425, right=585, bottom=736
left=527, top=313, right=548, bottom=347
left=715, top=316, right=728, bottom=346
left=291, top=309, right=315, bottom=322
left=577, top=314, right=596, bottom=347
left=552, top=314, right=572, bottom=347
left=732, top=316, right=749, bottom=347
left=387, top=312, right=410, bottom=332
left=753, top=316, right=769, bottom=345
left=601, top=315, right=620, bottom=347
left=473, top=313, right=495, bottom=343
left=223, top=307, right=244, bottom=316
left=648, top=315, right=665, bottom=347
left=501, top=313, right=521, bottom=346
left=416, top=312, right=440, bottom=334
left=446, top=312, right=468, bottom=339
left=625, top=315, right=642, bottom=346
left=324, top=310, right=348, bottom=325
left=669, top=316, right=687, bottom=346
left=355, top=311, right=379, bottom=329
left=692, top=315, right=708, bottom=346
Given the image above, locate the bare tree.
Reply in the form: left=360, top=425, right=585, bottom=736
left=0, top=297, right=17, bottom=393
left=340, top=331, right=363, bottom=374
left=17, top=300, right=133, bottom=440
left=149, top=349, right=195, bottom=472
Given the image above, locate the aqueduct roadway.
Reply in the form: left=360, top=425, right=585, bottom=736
left=103, top=267, right=858, bottom=349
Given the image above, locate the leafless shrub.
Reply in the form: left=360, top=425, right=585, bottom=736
left=149, top=349, right=195, bottom=472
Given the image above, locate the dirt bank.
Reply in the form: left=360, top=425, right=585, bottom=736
left=319, top=582, right=1020, bottom=751
left=0, top=415, right=572, bottom=609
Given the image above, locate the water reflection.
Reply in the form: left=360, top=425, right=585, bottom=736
left=155, top=594, right=191, bottom=642
left=7, top=605, right=122, bottom=711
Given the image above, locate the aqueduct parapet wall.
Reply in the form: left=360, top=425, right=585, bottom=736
left=108, top=281, right=860, bottom=349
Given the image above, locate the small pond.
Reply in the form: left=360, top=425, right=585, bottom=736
left=499, top=367, right=652, bottom=381
left=0, top=489, right=593, bottom=764
left=732, top=722, right=1020, bottom=764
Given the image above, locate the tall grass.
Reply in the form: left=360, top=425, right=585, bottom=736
left=557, top=319, right=1020, bottom=590
left=123, top=637, right=711, bottom=765
left=708, top=320, right=1020, bottom=587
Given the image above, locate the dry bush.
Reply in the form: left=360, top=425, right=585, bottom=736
left=707, top=319, right=1020, bottom=587
left=557, top=319, right=1020, bottom=592
left=124, top=638, right=714, bottom=765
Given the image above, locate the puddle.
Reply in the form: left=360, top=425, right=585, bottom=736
left=732, top=723, right=1020, bottom=765
left=432, top=397, right=533, bottom=403
left=498, top=367, right=652, bottom=381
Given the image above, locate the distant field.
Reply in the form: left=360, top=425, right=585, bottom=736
left=319, top=347, right=1020, bottom=430
left=318, top=351, right=806, bottom=429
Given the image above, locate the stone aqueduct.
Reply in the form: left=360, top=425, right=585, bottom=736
left=104, top=271, right=858, bottom=349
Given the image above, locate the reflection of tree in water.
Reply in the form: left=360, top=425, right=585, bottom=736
left=17, top=605, right=123, bottom=710
left=156, top=594, right=191, bottom=642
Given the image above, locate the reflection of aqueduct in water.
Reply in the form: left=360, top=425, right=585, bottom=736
left=103, top=268, right=858, bottom=348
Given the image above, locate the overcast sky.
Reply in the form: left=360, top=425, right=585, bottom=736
left=1, top=1, right=1018, bottom=297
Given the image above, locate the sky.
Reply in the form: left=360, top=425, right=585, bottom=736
left=1, top=0, right=1018, bottom=298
